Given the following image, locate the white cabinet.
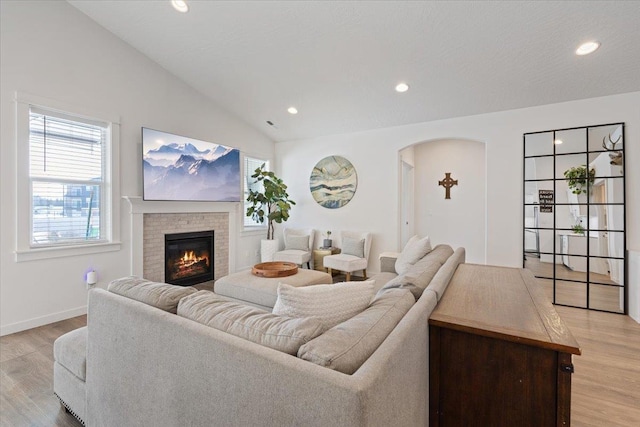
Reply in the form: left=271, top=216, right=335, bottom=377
left=561, top=234, right=587, bottom=272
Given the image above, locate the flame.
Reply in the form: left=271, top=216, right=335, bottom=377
left=179, top=250, right=209, bottom=268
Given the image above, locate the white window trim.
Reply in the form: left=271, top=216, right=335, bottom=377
left=242, top=153, right=270, bottom=233
left=14, top=92, right=121, bottom=262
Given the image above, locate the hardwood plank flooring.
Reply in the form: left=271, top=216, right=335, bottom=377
left=525, top=258, right=624, bottom=313
left=1, top=305, right=638, bottom=426
left=1, top=316, right=85, bottom=427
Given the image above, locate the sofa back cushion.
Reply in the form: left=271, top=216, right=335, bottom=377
left=107, top=276, right=197, bottom=314
left=273, top=281, right=375, bottom=329
left=427, top=247, right=465, bottom=300
left=395, top=235, right=432, bottom=275
left=178, top=291, right=326, bottom=355
left=298, top=288, right=415, bottom=374
left=380, top=244, right=454, bottom=300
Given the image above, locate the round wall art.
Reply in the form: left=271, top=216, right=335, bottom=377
left=309, top=156, right=358, bottom=209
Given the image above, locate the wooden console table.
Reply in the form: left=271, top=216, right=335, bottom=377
left=429, top=264, right=581, bottom=427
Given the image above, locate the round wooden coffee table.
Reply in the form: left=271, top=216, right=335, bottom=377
left=251, top=261, right=298, bottom=278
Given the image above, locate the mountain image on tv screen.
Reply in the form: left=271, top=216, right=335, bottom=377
left=142, top=128, right=241, bottom=202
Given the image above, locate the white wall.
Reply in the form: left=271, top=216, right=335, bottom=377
left=0, top=1, right=274, bottom=335
left=414, top=139, right=486, bottom=264
left=276, top=91, right=640, bottom=322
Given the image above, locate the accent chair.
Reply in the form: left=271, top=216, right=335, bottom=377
left=323, top=231, right=372, bottom=280
left=273, top=228, right=315, bottom=268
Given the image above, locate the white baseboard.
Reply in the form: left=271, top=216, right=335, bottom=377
left=0, top=306, right=87, bottom=336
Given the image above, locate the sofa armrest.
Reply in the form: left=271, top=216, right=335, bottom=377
left=379, top=252, right=400, bottom=274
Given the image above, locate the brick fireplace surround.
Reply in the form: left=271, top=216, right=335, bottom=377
left=124, top=197, right=237, bottom=283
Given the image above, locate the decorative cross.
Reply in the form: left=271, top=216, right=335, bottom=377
left=438, top=173, right=458, bottom=199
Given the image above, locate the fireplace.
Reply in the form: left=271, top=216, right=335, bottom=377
left=165, top=230, right=214, bottom=286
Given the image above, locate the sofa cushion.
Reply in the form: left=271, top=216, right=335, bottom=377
left=108, top=276, right=197, bottom=314
left=370, top=272, right=398, bottom=293
left=427, top=247, right=465, bottom=300
left=178, top=291, right=327, bottom=355
left=342, top=237, right=365, bottom=258
left=381, top=244, right=453, bottom=300
left=53, top=327, right=87, bottom=381
left=395, top=235, right=432, bottom=275
left=273, top=281, right=375, bottom=329
left=298, top=288, right=415, bottom=374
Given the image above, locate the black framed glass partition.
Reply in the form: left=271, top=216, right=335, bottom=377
left=523, top=123, right=626, bottom=314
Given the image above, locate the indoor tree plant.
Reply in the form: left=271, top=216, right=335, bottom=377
left=246, top=163, right=296, bottom=261
left=563, top=165, right=595, bottom=195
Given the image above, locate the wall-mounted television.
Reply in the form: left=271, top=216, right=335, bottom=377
left=142, top=127, right=241, bottom=202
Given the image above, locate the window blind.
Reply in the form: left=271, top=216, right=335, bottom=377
left=29, top=109, right=107, bottom=246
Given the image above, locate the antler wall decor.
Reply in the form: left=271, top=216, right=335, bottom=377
left=602, top=134, right=623, bottom=166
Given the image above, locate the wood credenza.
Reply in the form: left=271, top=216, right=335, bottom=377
left=429, top=264, right=581, bottom=427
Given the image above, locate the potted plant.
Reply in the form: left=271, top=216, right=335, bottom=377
left=246, top=163, right=296, bottom=262
left=323, top=231, right=332, bottom=248
left=571, top=223, right=585, bottom=236
left=563, top=165, right=595, bottom=195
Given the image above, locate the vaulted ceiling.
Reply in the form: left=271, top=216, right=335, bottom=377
left=68, top=1, right=640, bottom=142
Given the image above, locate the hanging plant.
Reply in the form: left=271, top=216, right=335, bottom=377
left=563, top=165, right=595, bottom=195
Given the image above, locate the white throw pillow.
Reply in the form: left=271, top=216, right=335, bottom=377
left=273, top=281, right=375, bottom=329
left=342, top=237, right=365, bottom=258
left=286, top=234, right=310, bottom=251
left=395, top=235, right=432, bottom=275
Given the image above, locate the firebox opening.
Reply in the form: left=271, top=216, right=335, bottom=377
left=165, top=230, right=214, bottom=286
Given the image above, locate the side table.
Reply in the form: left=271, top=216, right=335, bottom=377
left=313, top=247, right=340, bottom=274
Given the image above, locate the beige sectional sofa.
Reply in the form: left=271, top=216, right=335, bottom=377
left=53, top=245, right=465, bottom=426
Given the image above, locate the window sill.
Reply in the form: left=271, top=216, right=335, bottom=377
left=241, top=227, right=267, bottom=238
left=15, top=241, right=121, bottom=262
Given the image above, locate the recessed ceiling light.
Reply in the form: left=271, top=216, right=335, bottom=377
left=554, top=139, right=563, bottom=145
left=395, top=83, right=409, bottom=93
left=287, top=107, right=298, bottom=115
left=576, top=41, right=600, bottom=56
left=171, top=0, right=189, bottom=13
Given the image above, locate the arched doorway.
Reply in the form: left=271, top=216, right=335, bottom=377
left=399, top=138, right=487, bottom=264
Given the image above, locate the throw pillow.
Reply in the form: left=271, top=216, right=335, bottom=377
left=382, top=244, right=453, bottom=300
left=178, top=291, right=327, bottom=355
left=342, top=237, right=365, bottom=258
left=286, top=234, right=310, bottom=251
left=272, top=281, right=375, bottom=329
left=395, top=235, right=432, bottom=275
left=108, top=276, right=198, bottom=314
left=298, top=288, right=415, bottom=374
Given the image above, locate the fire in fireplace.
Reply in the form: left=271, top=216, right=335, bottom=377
left=165, top=230, right=214, bottom=286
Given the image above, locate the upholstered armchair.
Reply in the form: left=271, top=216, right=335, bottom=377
left=273, top=228, right=315, bottom=268
left=323, top=231, right=372, bottom=280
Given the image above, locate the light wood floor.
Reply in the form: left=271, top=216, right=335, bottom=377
left=526, top=258, right=624, bottom=313
left=1, top=306, right=639, bottom=426
left=1, top=316, right=86, bottom=427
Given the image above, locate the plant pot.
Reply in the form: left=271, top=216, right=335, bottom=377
left=260, top=239, right=279, bottom=263
left=323, top=239, right=332, bottom=248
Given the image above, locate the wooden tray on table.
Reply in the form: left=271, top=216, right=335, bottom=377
left=251, top=262, right=298, bottom=278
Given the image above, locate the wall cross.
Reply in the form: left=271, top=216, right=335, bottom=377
left=438, top=172, right=458, bottom=199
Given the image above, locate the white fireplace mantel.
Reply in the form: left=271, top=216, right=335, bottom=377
left=123, top=196, right=238, bottom=277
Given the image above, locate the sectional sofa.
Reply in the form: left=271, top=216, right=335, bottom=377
left=53, top=244, right=465, bottom=426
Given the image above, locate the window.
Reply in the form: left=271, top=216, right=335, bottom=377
left=15, top=94, right=120, bottom=261
left=244, top=156, right=269, bottom=228
left=29, top=108, right=107, bottom=246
